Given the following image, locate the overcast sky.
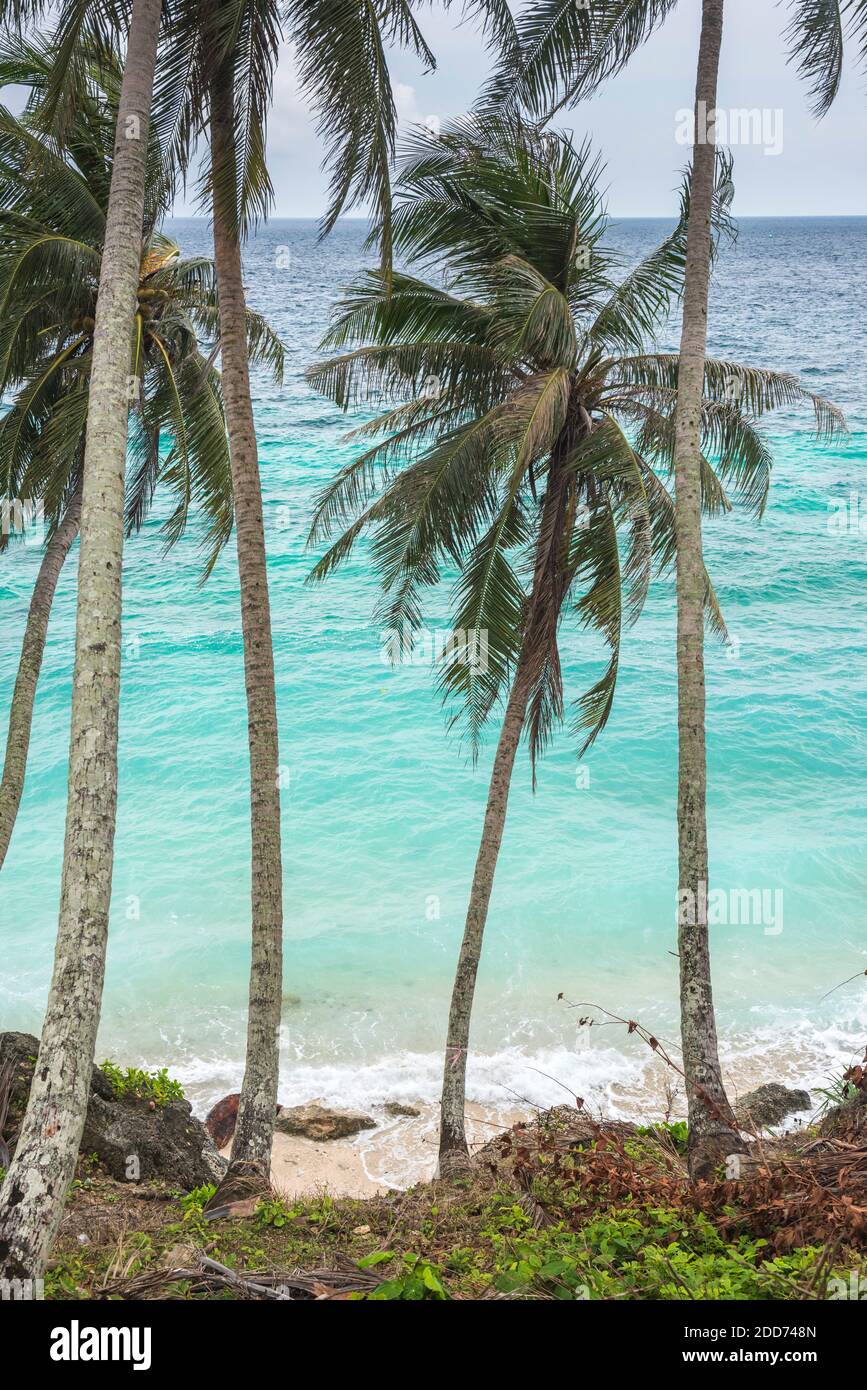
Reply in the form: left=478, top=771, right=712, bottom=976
left=171, top=0, right=867, bottom=221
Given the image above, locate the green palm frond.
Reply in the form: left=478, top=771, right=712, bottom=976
left=611, top=353, right=845, bottom=439
left=440, top=492, right=529, bottom=757
left=0, top=99, right=105, bottom=243
left=288, top=0, right=430, bottom=266
left=634, top=455, right=729, bottom=641
left=483, top=0, right=678, bottom=118
left=482, top=255, right=577, bottom=365
left=157, top=354, right=234, bottom=578
left=308, top=116, right=843, bottom=768
left=368, top=413, right=504, bottom=631
left=0, top=41, right=283, bottom=586
left=394, top=117, right=607, bottom=294
left=189, top=299, right=286, bottom=381
left=618, top=396, right=750, bottom=515
left=784, top=0, right=846, bottom=117
left=568, top=414, right=652, bottom=622
left=571, top=488, right=622, bottom=756
left=308, top=398, right=461, bottom=545
left=586, top=151, right=735, bottom=356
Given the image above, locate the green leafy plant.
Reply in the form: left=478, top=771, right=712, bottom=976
left=636, top=1120, right=689, bottom=1155
left=179, top=1183, right=217, bottom=1225
left=361, top=1252, right=451, bottom=1301
left=256, top=1197, right=294, bottom=1229
left=99, top=1062, right=185, bottom=1108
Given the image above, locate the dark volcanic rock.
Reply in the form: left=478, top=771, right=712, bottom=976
left=0, top=1031, right=225, bottom=1190
left=734, top=1083, right=811, bottom=1130
left=81, top=1093, right=226, bottom=1188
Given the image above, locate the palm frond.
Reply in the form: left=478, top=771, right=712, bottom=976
left=483, top=0, right=678, bottom=118
left=784, top=0, right=845, bottom=117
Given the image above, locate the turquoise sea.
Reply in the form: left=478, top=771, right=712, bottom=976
left=2, top=217, right=866, bottom=1167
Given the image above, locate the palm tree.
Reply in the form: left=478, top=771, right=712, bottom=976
left=306, top=117, right=843, bottom=1174
left=486, top=0, right=865, bottom=1177
left=0, top=0, right=167, bottom=1279
left=0, top=17, right=283, bottom=1279
left=0, top=34, right=284, bottom=874
left=0, top=0, right=508, bottom=1267
left=671, top=0, right=732, bottom=1178
left=162, top=0, right=513, bottom=1179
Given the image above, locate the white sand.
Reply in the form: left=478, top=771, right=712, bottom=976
left=263, top=1101, right=529, bottom=1200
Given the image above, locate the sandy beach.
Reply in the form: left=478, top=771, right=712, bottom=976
left=259, top=1101, right=530, bottom=1200
left=253, top=1049, right=823, bottom=1199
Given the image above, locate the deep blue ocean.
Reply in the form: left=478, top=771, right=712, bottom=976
left=1, top=217, right=865, bottom=1174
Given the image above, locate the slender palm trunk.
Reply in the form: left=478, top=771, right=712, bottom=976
left=673, top=0, right=740, bottom=1179
left=0, top=483, right=83, bottom=870
left=438, top=464, right=571, bottom=1174
left=0, top=0, right=162, bottom=1281
left=438, top=652, right=533, bottom=1174
left=209, top=70, right=283, bottom=1174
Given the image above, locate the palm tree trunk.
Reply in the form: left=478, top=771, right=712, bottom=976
left=437, top=458, right=573, bottom=1175
left=0, top=0, right=162, bottom=1282
left=673, top=0, right=740, bottom=1179
left=0, top=483, right=82, bottom=871
left=209, top=69, right=283, bottom=1175
left=438, top=651, right=533, bottom=1174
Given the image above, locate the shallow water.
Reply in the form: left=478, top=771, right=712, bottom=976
left=1, top=217, right=865, bottom=1129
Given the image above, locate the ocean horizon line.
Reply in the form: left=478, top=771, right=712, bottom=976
left=164, top=211, right=867, bottom=224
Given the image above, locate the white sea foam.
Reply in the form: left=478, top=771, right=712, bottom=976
left=167, top=995, right=867, bottom=1129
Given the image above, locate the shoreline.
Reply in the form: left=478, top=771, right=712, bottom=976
left=199, top=1033, right=865, bottom=1198
left=245, top=1080, right=818, bottom=1199
left=225, top=1102, right=533, bottom=1199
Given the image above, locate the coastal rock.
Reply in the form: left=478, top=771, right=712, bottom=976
left=81, top=1092, right=226, bottom=1188
left=734, top=1084, right=811, bottom=1131
left=204, top=1093, right=284, bottom=1149
left=384, top=1102, right=421, bottom=1119
left=275, top=1101, right=376, bottom=1142
left=205, top=1092, right=241, bottom=1149
left=0, top=1031, right=225, bottom=1190
left=0, top=1031, right=49, bottom=1130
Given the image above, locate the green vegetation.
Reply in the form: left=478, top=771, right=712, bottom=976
left=41, top=1124, right=866, bottom=1302
left=98, top=1062, right=185, bottom=1108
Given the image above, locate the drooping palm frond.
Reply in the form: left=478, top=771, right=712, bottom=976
left=288, top=0, right=517, bottom=268
left=394, top=116, right=609, bottom=294
left=634, top=453, right=729, bottom=642
left=482, top=0, right=679, bottom=118
left=612, top=353, right=846, bottom=441
left=486, top=0, right=861, bottom=132
left=308, top=398, right=463, bottom=545
left=0, top=41, right=284, bottom=579
left=290, top=0, right=412, bottom=263
left=784, top=0, right=847, bottom=116
left=439, top=491, right=529, bottom=755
